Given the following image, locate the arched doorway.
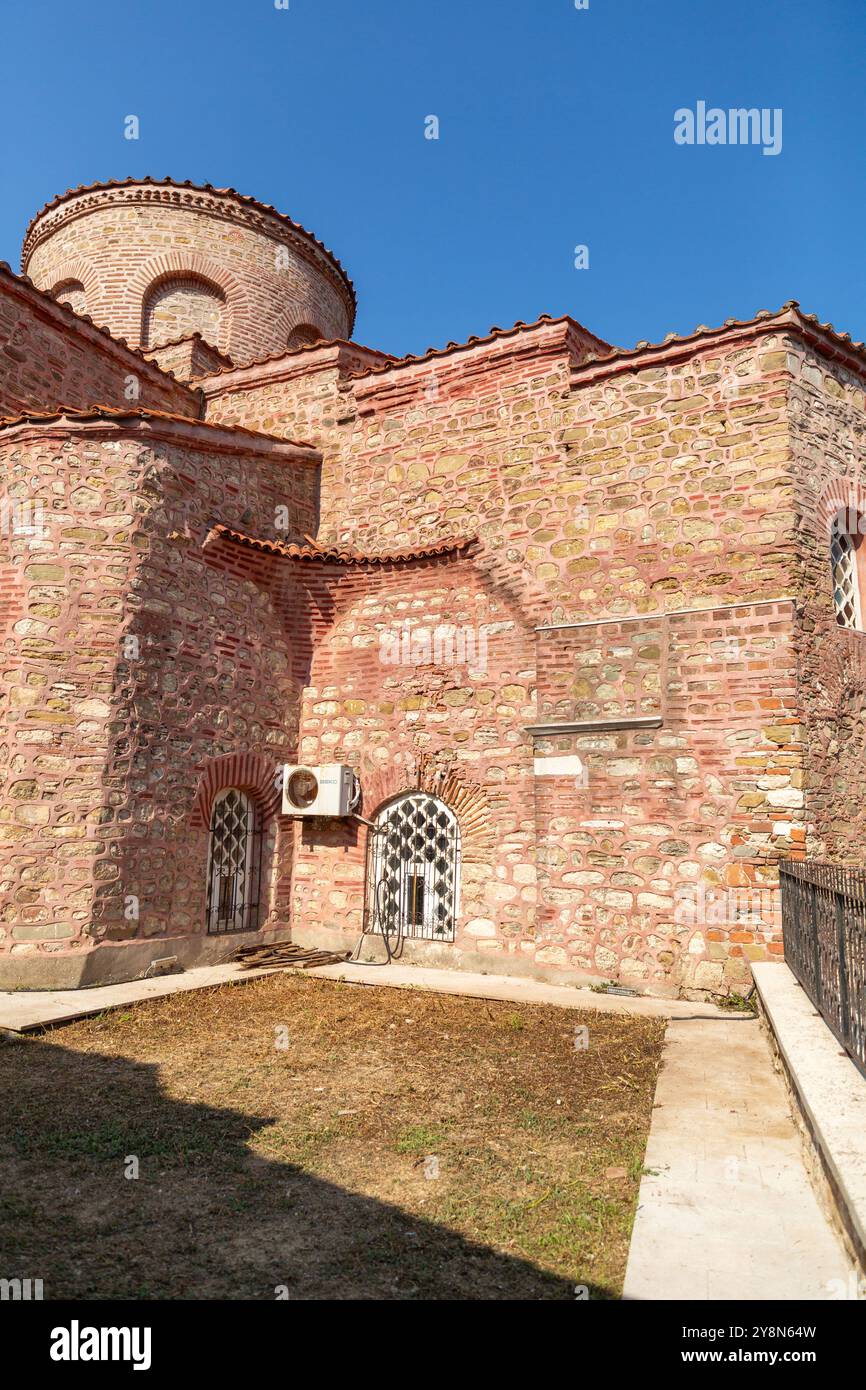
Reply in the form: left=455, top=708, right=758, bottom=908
left=365, top=792, right=461, bottom=941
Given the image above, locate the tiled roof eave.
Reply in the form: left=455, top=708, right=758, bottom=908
left=196, top=336, right=396, bottom=387
left=569, top=302, right=866, bottom=381
left=0, top=406, right=320, bottom=461
left=143, top=331, right=235, bottom=367
left=204, top=523, right=479, bottom=567
left=346, top=313, right=612, bottom=382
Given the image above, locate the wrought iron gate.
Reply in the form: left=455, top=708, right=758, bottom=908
left=364, top=793, right=461, bottom=941
left=206, top=789, right=263, bottom=934
left=780, top=860, right=866, bottom=1079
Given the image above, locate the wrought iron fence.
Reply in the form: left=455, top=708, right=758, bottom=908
left=779, top=860, right=866, bottom=1080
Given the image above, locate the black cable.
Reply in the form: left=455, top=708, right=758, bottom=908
left=350, top=844, right=403, bottom=966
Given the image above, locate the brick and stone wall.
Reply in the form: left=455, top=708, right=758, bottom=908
left=532, top=602, right=798, bottom=993
left=22, top=181, right=355, bottom=366
left=3, top=170, right=865, bottom=997
left=0, top=412, right=320, bottom=987
left=142, top=275, right=226, bottom=351
left=143, top=333, right=234, bottom=384
left=286, top=550, right=538, bottom=967
left=200, top=314, right=815, bottom=993
left=203, top=319, right=795, bottom=620
left=0, top=264, right=199, bottom=418
left=787, top=336, right=866, bottom=860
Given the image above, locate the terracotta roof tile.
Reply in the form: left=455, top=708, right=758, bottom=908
left=343, top=313, right=611, bottom=380
left=573, top=301, right=866, bottom=372
left=337, top=302, right=866, bottom=386
left=199, top=336, right=396, bottom=381
left=205, top=523, right=478, bottom=566
left=142, top=331, right=235, bottom=367
left=0, top=404, right=318, bottom=455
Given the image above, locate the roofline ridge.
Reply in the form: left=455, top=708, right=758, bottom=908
left=344, top=313, right=611, bottom=382
left=0, top=403, right=320, bottom=456
left=570, top=301, right=866, bottom=375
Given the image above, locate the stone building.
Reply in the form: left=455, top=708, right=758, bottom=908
left=1, top=176, right=864, bottom=995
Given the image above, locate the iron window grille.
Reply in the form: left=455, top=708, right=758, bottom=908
left=830, top=513, right=863, bottom=630
left=205, top=788, right=263, bottom=935
left=364, top=792, right=461, bottom=942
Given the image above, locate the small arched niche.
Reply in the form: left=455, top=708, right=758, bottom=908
left=287, top=322, right=325, bottom=351
left=142, top=272, right=226, bottom=350
left=52, top=279, right=87, bottom=317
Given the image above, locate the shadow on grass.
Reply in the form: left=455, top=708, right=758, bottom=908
left=0, top=1034, right=609, bottom=1301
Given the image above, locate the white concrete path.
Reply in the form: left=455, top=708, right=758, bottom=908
left=0, top=961, right=274, bottom=1032
left=624, top=1015, right=855, bottom=1300
left=0, top=957, right=727, bottom=1032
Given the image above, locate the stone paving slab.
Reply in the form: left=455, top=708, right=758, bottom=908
left=0, top=957, right=727, bottom=1032
left=624, top=1016, right=855, bottom=1301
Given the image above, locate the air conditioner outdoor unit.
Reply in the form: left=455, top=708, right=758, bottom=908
left=281, top=763, right=359, bottom=817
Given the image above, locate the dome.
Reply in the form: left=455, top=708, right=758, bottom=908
left=21, top=177, right=356, bottom=366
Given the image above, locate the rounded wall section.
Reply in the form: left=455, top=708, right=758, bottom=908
left=22, top=179, right=355, bottom=366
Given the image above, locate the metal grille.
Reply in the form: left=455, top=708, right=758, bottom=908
left=830, top=515, right=862, bottom=629
left=364, top=793, right=461, bottom=941
left=206, top=789, right=263, bottom=934
left=780, top=860, right=866, bottom=1080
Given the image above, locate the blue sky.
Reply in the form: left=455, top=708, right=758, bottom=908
left=1, top=0, right=863, bottom=357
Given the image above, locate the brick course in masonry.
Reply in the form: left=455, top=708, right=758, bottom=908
left=0, top=178, right=864, bottom=993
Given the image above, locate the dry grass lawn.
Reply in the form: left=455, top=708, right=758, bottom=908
left=0, top=973, right=664, bottom=1300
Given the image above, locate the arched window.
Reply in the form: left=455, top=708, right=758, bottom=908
left=287, top=322, right=324, bottom=350
left=205, top=789, right=262, bottom=934
left=53, top=279, right=87, bottom=316
left=365, top=793, right=461, bottom=941
left=142, top=273, right=226, bottom=350
left=830, top=509, right=866, bottom=631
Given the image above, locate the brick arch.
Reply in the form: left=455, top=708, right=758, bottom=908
left=361, top=752, right=493, bottom=852
left=272, top=302, right=328, bottom=350
left=141, top=271, right=227, bottom=353
left=189, top=751, right=282, bottom=829
left=130, top=251, right=244, bottom=350
left=287, top=322, right=326, bottom=350
left=816, top=475, right=866, bottom=534
left=53, top=280, right=87, bottom=317
left=45, top=256, right=100, bottom=315
left=816, top=474, right=866, bottom=627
